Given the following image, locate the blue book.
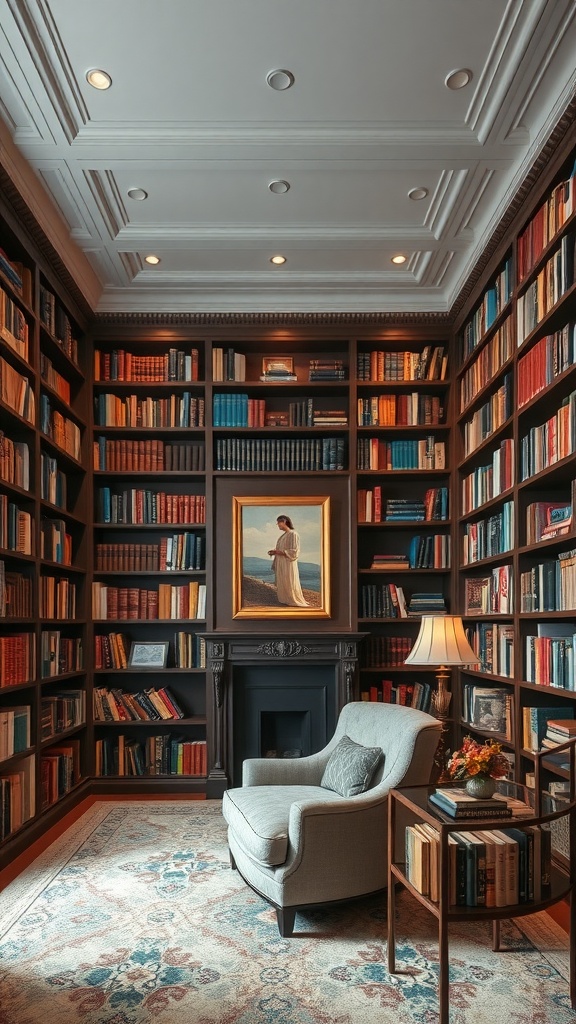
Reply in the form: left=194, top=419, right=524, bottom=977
left=529, top=706, right=574, bottom=750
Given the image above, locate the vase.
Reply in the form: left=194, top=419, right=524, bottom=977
left=464, top=775, right=496, bottom=799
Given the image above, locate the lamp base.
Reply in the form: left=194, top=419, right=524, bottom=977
left=431, top=666, right=451, bottom=780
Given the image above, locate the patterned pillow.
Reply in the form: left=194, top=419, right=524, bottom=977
left=320, top=734, right=383, bottom=797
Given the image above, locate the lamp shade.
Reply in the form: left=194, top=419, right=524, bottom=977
left=404, top=614, right=478, bottom=667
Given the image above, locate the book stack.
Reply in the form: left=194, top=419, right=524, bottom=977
left=522, top=706, right=574, bottom=752
left=385, top=499, right=426, bottom=521
left=259, top=369, right=297, bottom=382
left=369, top=554, right=410, bottom=571
left=308, top=358, right=346, bottom=380
left=406, top=592, right=446, bottom=616
left=429, top=787, right=517, bottom=820
left=540, top=717, right=576, bottom=750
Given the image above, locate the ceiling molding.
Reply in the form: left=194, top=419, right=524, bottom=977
left=92, top=310, right=453, bottom=328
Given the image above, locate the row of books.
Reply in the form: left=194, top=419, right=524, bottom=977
left=93, top=685, right=186, bottom=722
left=94, top=393, right=205, bottom=429
left=40, top=394, right=81, bottom=461
left=357, top=486, right=449, bottom=523
left=461, top=438, right=514, bottom=514
left=356, top=393, right=444, bottom=427
left=517, top=156, right=576, bottom=281
left=520, top=388, right=576, bottom=480
left=96, top=487, right=205, bottom=525
left=0, top=356, right=35, bottom=423
left=212, top=346, right=246, bottom=381
left=525, top=624, right=576, bottom=690
left=461, top=255, right=513, bottom=358
left=462, top=501, right=514, bottom=565
left=0, top=497, right=33, bottom=555
left=466, top=622, right=514, bottom=678
left=0, top=704, right=30, bottom=761
left=356, top=437, right=446, bottom=471
left=0, top=632, right=35, bottom=687
left=459, top=317, right=514, bottom=413
left=516, top=232, right=576, bottom=345
left=519, top=550, right=576, bottom=612
left=464, top=565, right=513, bottom=614
left=94, top=348, right=200, bottom=382
left=94, top=533, right=206, bottom=572
left=41, top=453, right=66, bottom=509
left=361, top=635, right=413, bottom=668
left=40, top=691, right=85, bottom=740
left=405, top=817, right=550, bottom=907
left=360, top=679, right=432, bottom=713
left=0, top=286, right=29, bottom=360
left=356, top=346, right=447, bottom=382
left=91, top=582, right=207, bottom=621
left=0, top=755, right=35, bottom=838
left=0, top=566, right=33, bottom=619
left=309, top=359, right=346, bottom=380
left=461, top=685, right=512, bottom=737
left=94, top=631, right=206, bottom=670
left=462, top=374, right=512, bottom=458
left=214, top=437, right=346, bottom=472
left=0, top=247, right=32, bottom=301
left=517, top=323, right=576, bottom=408
left=39, top=286, right=79, bottom=365
left=95, top=735, right=207, bottom=777
left=40, top=631, right=83, bottom=678
left=39, top=576, right=76, bottom=620
left=41, top=740, right=80, bottom=807
left=0, top=433, right=30, bottom=491
left=39, top=517, right=72, bottom=565
left=93, top=439, right=206, bottom=472
left=40, top=353, right=71, bottom=404
left=526, top=494, right=573, bottom=544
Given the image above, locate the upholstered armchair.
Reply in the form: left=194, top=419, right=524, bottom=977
left=222, top=701, right=441, bottom=936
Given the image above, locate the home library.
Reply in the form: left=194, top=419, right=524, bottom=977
left=1, top=122, right=576, bottom=878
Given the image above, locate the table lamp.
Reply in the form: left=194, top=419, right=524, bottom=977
left=404, top=614, right=479, bottom=774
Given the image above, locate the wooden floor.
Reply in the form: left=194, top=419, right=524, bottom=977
left=0, top=794, right=568, bottom=935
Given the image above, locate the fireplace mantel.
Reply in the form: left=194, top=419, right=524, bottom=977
left=202, top=632, right=366, bottom=794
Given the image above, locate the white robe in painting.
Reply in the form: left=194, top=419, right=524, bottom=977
left=272, top=529, right=308, bottom=606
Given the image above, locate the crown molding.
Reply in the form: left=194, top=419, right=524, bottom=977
left=92, top=310, right=452, bottom=328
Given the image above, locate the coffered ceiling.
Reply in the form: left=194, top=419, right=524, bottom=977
left=1, top=0, right=576, bottom=315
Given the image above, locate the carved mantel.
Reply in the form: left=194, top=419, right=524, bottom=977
left=202, top=632, right=366, bottom=795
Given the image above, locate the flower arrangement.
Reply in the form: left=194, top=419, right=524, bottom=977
left=441, top=735, right=511, bottom=783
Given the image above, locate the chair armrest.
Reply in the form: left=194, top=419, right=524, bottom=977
left=242, top=753, right=327, bottom=787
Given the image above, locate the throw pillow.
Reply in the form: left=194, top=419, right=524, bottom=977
left=321, top=734, right=383, bottom=797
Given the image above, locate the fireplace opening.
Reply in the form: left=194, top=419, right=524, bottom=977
left=232, top=663, right=336, bottom=783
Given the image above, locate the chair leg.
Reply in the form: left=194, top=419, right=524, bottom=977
left=229, top=851, right=237, bottom=869
left=276, top=906, right=296, bottom=937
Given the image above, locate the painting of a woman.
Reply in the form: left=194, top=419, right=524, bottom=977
left=268, top=515, right=308, bottom=607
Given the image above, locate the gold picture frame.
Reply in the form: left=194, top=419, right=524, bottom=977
left=262, top=356, right=294, bottom=375
left=232, top=496, right=331, bottom=619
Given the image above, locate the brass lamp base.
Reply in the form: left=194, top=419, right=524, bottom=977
left=431, top=665, right=451, bottom=780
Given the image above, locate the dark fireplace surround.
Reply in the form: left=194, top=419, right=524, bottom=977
left=203, top=633, right=365, bottom=793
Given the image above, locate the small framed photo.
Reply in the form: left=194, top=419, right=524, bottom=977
left=262, top=356, right=294, bottom=375
left=128, top=641, right=169, bottom=669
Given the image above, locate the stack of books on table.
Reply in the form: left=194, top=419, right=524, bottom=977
left=429, top=787, right=515, bottom=820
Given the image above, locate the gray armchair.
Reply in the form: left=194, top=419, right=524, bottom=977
left=222, top=701, right=441, bottom=935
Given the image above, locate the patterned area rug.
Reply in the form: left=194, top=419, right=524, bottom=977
left=0, top=800, right=573, bottom=1024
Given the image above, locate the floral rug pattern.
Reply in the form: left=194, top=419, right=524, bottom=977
left=0, top=800, right=573, bottom=1023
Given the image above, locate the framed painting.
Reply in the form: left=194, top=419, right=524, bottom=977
left=232, top=496, right=331, bottom=618
left=128, top=641, right=169, bottom=669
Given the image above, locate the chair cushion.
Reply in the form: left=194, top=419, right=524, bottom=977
left=320, top=734, right=383, bottom=797
left=223, top=785, right=341, bottom=866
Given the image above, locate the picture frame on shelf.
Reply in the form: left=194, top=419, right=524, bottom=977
left=128, top=642, right=169, bottom=669
left=232, top=495, right=331, bottom=619
left=262, top=356, right=294, bottom=375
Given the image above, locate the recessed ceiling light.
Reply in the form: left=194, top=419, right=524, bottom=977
left=127, top=188, right=148, bottom=201
left=266, top=69, right=294, bottom=91
left=144, top=255, right=161, bottom=265
left=86, top=68, right=112, bottom=90
left=269, top=180, right=290, bottom=194
left=391, top=254, right=407, bottom=265
left=408, top=187, right=429, bottom=201
left=270, top=255, right=287, bottom=265
left=445, top=68, right=472, bottom=90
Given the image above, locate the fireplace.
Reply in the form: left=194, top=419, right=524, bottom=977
left=203, top=633, right=365, bottom=792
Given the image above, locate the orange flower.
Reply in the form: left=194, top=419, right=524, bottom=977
left=442, top=736, right=510, bottom=782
